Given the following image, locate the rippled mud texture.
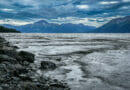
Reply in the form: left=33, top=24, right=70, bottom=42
left=0, top=33, right=130, bottom=90
left=0, top=37, right=69, bottom=90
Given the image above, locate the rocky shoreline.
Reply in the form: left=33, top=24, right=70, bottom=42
left=0, top=37, right=70, bottom=90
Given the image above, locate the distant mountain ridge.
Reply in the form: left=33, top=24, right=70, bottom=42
left=94, top=16, right=130, bottom=33
left=1, top=16, right=130, bottom=33
left=3, top=20, right=96, bottom=33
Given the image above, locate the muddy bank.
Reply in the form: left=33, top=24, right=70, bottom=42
left=1, top=33, right=130, bottom=90
left=0, top=37, right=69, bottom=90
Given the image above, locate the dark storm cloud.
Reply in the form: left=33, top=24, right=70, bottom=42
left=0, top=0, right=130, bottom=26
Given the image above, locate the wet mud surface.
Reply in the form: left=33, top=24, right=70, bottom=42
left=1, top=33, right=130, bottom=90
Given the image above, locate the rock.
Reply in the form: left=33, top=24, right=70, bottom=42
left=12, top=46, right=19, bottom=49
left=0, top=37, right=70, bottom=90
left=0, top=55, right=17, bottom=63
left=0, top=50, right=19, bottom=59
left=18, top=74, right=32, bottom=81
left=13, top=64, right=28, bottom=77
left=55, top=57, right=62, bottom=61
left=40, top=61, right=57, bottom=70
left=0, top=62, right=16, bottom=83
left=22, top=61, right=30, bottom=66
left=15, top=82, right=48, bottom=90
left=18, top=51, right=35, bottom=63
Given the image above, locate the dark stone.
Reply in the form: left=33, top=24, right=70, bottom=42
left=0, top=37, right=70, bottom=90
left=13, top=64, right=28, bottom=77
left=0, top=55, right=17, bottom=63
left=0, top=62, right=16, bottom=83
left=56, top=57, right=62, bottom=61
left=18, top=51, right=35, bottom=63
left=0, top=50, right=19, bottom=59
left=40, top=61, right=57, bottom=70
left=22, top=61, right=30, bottom=66
left=12, top=46, right=19, bottom=49
left=18, top=74, right=32, bottom=81
left=14, top=82, right=48, bottom=90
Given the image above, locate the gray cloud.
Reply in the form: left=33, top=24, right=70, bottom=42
left=0, top=0, right=130, bottom=26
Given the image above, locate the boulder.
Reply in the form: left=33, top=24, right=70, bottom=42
left=18, top=51, right=35, bottom=63
left=40, top=61, right=57, bottom=70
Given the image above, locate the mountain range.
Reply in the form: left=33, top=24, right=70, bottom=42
left=93, top=16, right=130, bottom=33
left=3, top=20, right=96, bottom=33
left=1, top=16, right=130, bottom=33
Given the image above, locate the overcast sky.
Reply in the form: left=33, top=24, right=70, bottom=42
left=0, top=0, right=130, bottom=27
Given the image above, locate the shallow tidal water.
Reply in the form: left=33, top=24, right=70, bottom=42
left=0, top=33, right=130, bottom=90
